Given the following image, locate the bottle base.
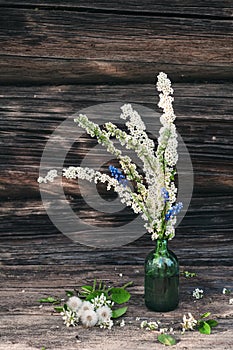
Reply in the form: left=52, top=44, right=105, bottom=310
left=145, top=300, right=179, bottom=312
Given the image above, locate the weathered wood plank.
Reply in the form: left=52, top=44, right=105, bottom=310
left=0, top=0, right=233, bottom=18
left=0, top=265, right=232, bottom=349
left=1, top=83, right=232, bottom=197
left=0, top=4, right=232, bottom=349
left=0, top=83, right=232, bottom=244
left=1, top=56, right=233, bottom=85
left=0, top=225, right=232, bottom=266
left=0, top=8, right=233, bottom=84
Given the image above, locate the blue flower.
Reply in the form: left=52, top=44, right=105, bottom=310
left=109, top=165, right=127, bottom=186
left=165, top=202, right=183, bottom=221
left=161, top=187, right=169, bottom=202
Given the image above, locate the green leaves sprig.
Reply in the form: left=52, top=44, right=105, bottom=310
left=38, top=296, right=61, bottom=304
left=197, top=312, right=218, bottom=335
left=38, top=279, right=133, bottom=320
left=78, top=279, right=132, bottom=318
left=156, top=311, right=218, bottom=346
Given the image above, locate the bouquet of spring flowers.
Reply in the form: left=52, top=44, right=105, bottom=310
left=38, top=72, right=182, bottom=241
left=39, top=280, right=132, bottom=330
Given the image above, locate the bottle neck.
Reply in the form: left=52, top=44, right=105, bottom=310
left=155, top=239, right=168, bottom=256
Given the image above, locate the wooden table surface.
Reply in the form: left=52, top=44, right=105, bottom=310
left=0, top=1, right=232, bottom=349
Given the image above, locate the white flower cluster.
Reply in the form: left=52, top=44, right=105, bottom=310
left=180, top=313, right=198, bottom=334
left=146, top=72, right=179, bottom=239
left=140, top=320, right=160, bottom=330
left=91, top=293, right=114, bottom=309
left=192, top=288, right=204, bottom=300
left=61, top=166, right=143, bottom=214
left=119, top=104, right=157, bottom=181
left=140, top=319, right=174, bottom=334
left=37, top=169, right=58, bottom=183
left=75, top=114, right=143, bottom=185
left=38, top=72, right=181, bottom=241
left=61, top=294, right=114, bottom=329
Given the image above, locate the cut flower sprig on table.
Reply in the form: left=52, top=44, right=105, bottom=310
left=38, top=280, right=132, bottom=329
left=38, top=72, right=182, bottom=241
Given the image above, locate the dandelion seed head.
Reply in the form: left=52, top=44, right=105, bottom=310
left=67, top=296, right=83, bottom=312
left=80, top=309, right=98, bottom=328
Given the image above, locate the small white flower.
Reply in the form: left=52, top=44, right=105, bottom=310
left=192, top=288, right=204, bottom=299
left=37, top=176, right=46, bottom=184
left=99, top=318, right=114, bottom=330
left=222, top=288, right=231, bottom=295
left=148, top=322, right=159, bottom=330
left=140, top=320, right=159, bottom=331
left=140, top=320, right=147, bottom=329
left=61, top=308, right=78, bottom=327
left=229, top=298, right=233, bottom=305
left=63, top=166, right=77, bottom=179
left=38, top=169, right=58, bottom=183
left=136, top=317, right=141, bottom=321
left=67, top=296, right=83, bottom=312
left=80, top=309, right=98, bottom=328
left=159, top=328, right=168, bottom=334
left=181, top=313, right=197, bottom=333
left=158, top=327, right=174, bottom=335
left=96, top=305, right=112, bottom=324
left=120, top=319, right=125, bottom=327
left=91, top=293, right=114, bottom=309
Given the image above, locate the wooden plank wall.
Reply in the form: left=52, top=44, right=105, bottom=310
left=0, top=1, right=233, bottom=266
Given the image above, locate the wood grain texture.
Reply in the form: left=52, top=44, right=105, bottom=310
left=0, top=263, right=232, bottom=350
left=0, top=3, right=233, bottom=348
left=0, top=83, right=232, bottom=251
left=0, top=7, right=233, bottom=84
left=1, top=0, right=233, bottom=17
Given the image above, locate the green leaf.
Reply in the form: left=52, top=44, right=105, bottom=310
left=38, top=297, right=60, bottom=304
left=85, top=290, right=107, bottom=302
left=81, top=285, right=93, bottom=292
left=93, top=279, right=97, bottom=291
left=157, top=334, right=177, bottom=346
left=81, top=285, right=93, bottom=294
left=65, top=290, right=74, bottom=297
left=63, top=303, right=68, bottom=311
left=198, top=321, right=211, bottom=335
left=200, top=312, right=211, bottom=319
left=112, top=306, right=128, bottom=319
left=54, top=306, right=64, bottom=313
left=98, top=280, right=106, bottom=291
left=206, top=319, right=218, bottom=328
left=110, top=288, right=131, bottom=304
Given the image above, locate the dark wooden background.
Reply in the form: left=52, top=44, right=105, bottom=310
left=0, top=1, right=232, bottom=349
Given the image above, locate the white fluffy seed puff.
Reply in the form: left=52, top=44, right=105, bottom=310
left=79, top=300, right=95, bottom=313
left=67, top=296, right=82, bottom=312
left=80, top=309, right=98, bottom=328
left=96, top=305, right=112, bottom=323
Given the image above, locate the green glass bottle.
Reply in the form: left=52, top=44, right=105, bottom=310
left=144, top=239, right=179, bottom=312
